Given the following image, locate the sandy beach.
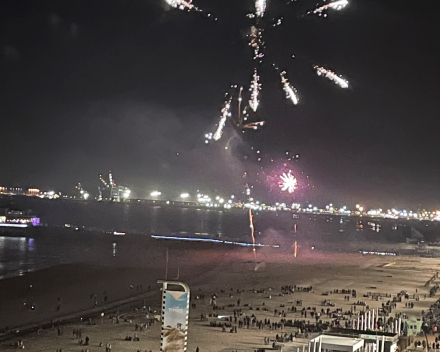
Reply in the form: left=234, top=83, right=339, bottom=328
left=1, top=240, right=439, bottom=351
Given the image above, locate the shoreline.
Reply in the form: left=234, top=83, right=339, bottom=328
left=0, top=241, right=228, bottom=333
left=0, top=227, right=429, bottom=282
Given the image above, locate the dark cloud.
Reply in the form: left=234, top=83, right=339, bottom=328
left=70, top=23, right=79, bottom=39
left=48, top=12, right=62, bottom=27
left=3, top=45, right=21, bottom=61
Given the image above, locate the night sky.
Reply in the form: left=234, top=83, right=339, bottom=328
left=1, top=0, right=439, bottom=208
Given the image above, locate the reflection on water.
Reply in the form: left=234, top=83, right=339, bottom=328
left=0, top=237, right=36, bottom=279
left=28, top=238, right=35, bottom=251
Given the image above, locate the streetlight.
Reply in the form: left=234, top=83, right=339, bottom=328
left=122, top=189, right=131, bottom=199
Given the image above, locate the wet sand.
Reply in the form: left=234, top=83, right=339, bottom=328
left=0, top=241, right=439, bottom=352
left=0, top=238, right=229, bottom=330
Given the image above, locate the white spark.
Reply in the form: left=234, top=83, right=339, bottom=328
left=165, top=0, right=201, bottom=12
left=249, top=69, right=261, bottom=112
left=255, top=0, right=266, bottom=17
left=213, top=97, right=232, bottom=141
left=279, top=171, right=298, bottom=193
left=280, top=71, right=299, bottom=105
left=314, top=65, right=349, bottom=89
left=308, top=0, right=349, bottom=15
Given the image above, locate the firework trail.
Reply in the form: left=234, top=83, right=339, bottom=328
left=243, top=121, right=265, bottom=130
left=255, top=0, right=266, bottom=17
left=213, top=96, right=232, bottom=141
left=249, top=69, right=261, bottom=112
left=247, top=26, right=264, bottom=62
left=314, top=65, right=349, bottom=88
left=238, top=86, right=243, bottom=125
left=165, top=0, right=201, bottom=12
left=279, top=171, right=298, bottom=193
left=308, top=0, right=349, bottom=15
left=249, top=208, right=257, bottom=261
left=280, top=71, right=299, bottom=105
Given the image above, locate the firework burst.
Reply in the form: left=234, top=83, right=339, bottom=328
left=198, top=0, right=351, bottom=148
left=279, top=171, right=298, bottom=193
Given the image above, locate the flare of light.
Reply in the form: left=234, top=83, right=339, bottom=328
left=249, top=208, right=257, bottom=261
left=280, top=71, right=299, bottom=105
left=165, top=0, right=201, bottom=12
left=255, top=0, right=266, bottom=17
left=249, top=69, right=261, bottom=112
left=279, top=171, right=298, bottom=193
left=213, top=96, right=232, bottom=141
left=314, top=65, right=349, bottom=89
left=308, top=0, right=349, bottom=15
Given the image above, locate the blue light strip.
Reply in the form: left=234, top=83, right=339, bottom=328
left=0, top=223, right=29, bottom=228
left=360, top=250, right=396, bottom=256
left=151, top=235, right=279, bottom=248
